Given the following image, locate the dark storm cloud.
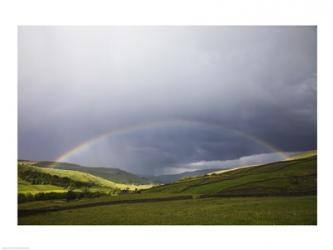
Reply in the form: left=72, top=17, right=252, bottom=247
left=18, top=26, right=317, bottom=175
left=62, top=123, right=284, bottom=175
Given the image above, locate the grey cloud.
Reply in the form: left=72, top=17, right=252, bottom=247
left=18, top=26, right=317, bottom=175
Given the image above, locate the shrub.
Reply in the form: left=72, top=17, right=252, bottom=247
left=66, top=190, right=77, bottom=201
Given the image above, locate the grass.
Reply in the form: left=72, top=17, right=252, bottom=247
left=31, top=161, right=152, bottom=184
left=18, top=195, right=316, bottom=225
left=287, top=150, right=317, bottom=160
left=18, top=183, right=67, bottom=194
left=18, top=193, right=188, bottom=210
left=18, top=163, right=153, bottom=196
left=17, top=153, right=317, bottom=225
left=24, top=164, right=150, bottom=190
left=145, top=156, right=316, bottom=196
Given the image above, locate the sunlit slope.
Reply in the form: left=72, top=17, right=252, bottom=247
left=287, top=150, right=317, bottom=160
left=145, top=155, right=317, bottom=196
left=18, top=177, right=67, bottom=194
left=18, top=164, right=152, bottom=194
left=20, top=160, right=152, bottom=184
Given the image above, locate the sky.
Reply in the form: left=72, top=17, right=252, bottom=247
left=18, top=26, right=317, bottom=176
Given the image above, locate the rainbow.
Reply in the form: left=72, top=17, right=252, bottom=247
left=50, top=120, right=289, bottom=167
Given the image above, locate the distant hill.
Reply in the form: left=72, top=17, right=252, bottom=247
left=145, top=154, right=317, bottom=197
left=19, top=160, right=152, bottom=185
left=147, top=169, right=219, bottom=184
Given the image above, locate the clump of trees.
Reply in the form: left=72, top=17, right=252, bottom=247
left=18, top=190, right=107, bottom=203
left=18, top=192, right=67, bottom=203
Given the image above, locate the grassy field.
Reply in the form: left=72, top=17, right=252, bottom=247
left=18, top=183, right=67, bottom=194
left=18, top=193, right=190, bottom=210
left=17, top=151, right=317, bottom=225
left=18, top=162, right=153, bottom=204
left=18, top=163, right=152, bottom=196
left=145, top=156, right=316, bottom=196
left=18, top=177, right=67, bottom=195
left=27, top=160, right=152, bottom=184
left=18, top=195, right=316, bottom=225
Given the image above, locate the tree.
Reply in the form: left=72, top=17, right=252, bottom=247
left=66, top=190, right=77, bottom=201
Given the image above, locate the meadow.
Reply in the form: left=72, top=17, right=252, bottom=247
left=17, top=151, right=317, bottom=225
left=144, top=156, right=317, bottom=196
left=18, top=196, right=316, bottom=225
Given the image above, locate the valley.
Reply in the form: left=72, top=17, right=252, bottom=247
left=18, top=150, right=317, bottom=225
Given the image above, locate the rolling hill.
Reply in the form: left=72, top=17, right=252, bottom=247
left=144, top=154, right=317, bottom=197
left=19, top=160, right=152, bottom=184
left=18, top=163, right=153, bottom=198
left=18, top=150, right=317, bottom=225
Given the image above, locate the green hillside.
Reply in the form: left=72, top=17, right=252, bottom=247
left=18, top=176, right=66, bottom=194
left=18, top=154, right=317, bottom=225
left=145, top=155, right=317, bottom=197
left=287, top=150, right=317, bottom=160
left=20, top=160, right=152, bottom=184
left=18, top=163, right=153, bottom=200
